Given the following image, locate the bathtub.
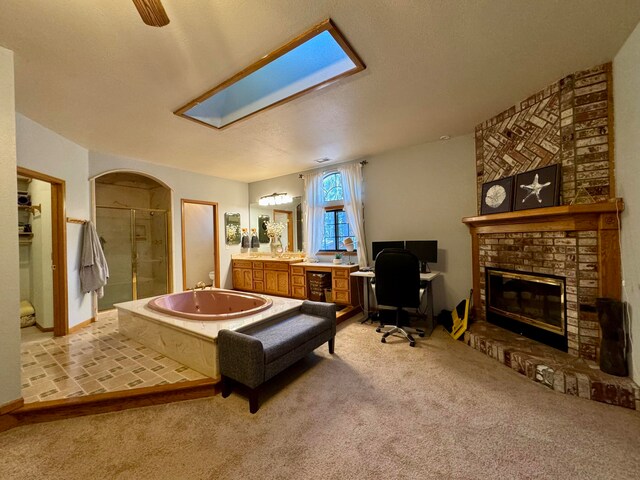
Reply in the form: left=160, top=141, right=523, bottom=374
left=147, top=289, right=273, bottom=320
left=115, top=292, right=302, bottom=378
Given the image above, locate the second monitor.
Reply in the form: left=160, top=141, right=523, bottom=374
left=405, top=240, right=438, bottom=273
left=371, top=241, right=405, bottom=262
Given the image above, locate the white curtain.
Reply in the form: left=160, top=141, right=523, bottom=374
left=337, top=163, right=368, bottom=267
left=303, top=170, right=325, bottom=258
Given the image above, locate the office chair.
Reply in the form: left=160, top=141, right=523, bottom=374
left=373, top=248, right=425, bottom=347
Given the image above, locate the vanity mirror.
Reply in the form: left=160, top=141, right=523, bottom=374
left=224, top=212, right=241, bottom=245
left=250, top=196, right=303, bottom=252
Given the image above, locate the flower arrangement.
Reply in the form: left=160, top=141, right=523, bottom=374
left=264, top=221, right=286, bottom=239
left=226, top=224, right=240, bottom=243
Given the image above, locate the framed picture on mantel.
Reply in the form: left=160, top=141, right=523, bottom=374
left=480, top=176, right=514, bottom=215
left=514, top=164, right=560, bottom=211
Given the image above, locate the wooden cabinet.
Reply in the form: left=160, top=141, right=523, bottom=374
left=290, top=265, right=306, bottom=299
left=252, top=262, right=264, bottom=292
left=232, top=259, right=357, bottom=308
left=331, top=267, right=355, bottom=305
left=264, top=269, right=290, bottom=296
left=232, top=260, right=253, bottom=291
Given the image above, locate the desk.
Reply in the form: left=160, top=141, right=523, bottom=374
left=350, top=270, right=441, bottom=328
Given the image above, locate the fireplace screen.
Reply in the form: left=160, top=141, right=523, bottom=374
left=487, top=269, right=565, bottom=336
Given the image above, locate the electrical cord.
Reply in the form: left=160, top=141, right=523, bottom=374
left=616, top=200, right=632, bottom=352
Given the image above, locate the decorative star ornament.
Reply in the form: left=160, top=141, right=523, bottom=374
left=520, top=174, right=551, bottom=203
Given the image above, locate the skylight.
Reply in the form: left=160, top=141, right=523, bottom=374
left=174, top=19, right=365, bottom=130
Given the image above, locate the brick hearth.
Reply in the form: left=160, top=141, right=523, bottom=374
left=465, top=321, right=639, bottom=410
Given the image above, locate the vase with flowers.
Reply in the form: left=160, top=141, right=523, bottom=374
left=265, top=221, right=286, bottom=256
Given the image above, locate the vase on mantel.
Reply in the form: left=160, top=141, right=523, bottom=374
left=269, top=236, right=282, bottom=256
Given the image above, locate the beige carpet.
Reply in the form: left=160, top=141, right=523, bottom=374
left=1, top=317, right=640, bottom=480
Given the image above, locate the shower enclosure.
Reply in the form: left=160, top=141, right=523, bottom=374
left=96, top=206, right=169, bottom=311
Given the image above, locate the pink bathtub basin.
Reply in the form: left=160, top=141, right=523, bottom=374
left=147, top=289, right=273, bottom=320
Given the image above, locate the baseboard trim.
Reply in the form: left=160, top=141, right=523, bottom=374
left=68, top=317, right=96, bottom=334
left=0, top=398, right=25, bottom=434
left=336, top=305, right=361, bottom=324
left=35, top=323, right=54, bottom=333
left=10, top=378, right=218, bottom=428
left=0, top=397, right=24, bottom=415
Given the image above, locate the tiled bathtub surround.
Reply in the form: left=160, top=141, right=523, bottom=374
left=21, top=311, right=207, bottom=403
left=479, top=230, right=600, bottom=359
left=465, top=321, right=639, bottom=410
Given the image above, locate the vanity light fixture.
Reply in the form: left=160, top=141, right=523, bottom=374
left=258, top=193, right=293, bottom=206
left=174, top=19, right=365, bottom=130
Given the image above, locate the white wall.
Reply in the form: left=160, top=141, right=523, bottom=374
left=89, top=152, right=248, bottom=290
left=248, top=173, right=304, bottom=204
left=363, top=135, right=476, bottom=314
left=248, top=135, right=477, bottom=313
left=16, top=114, right=92, bottom=328
left=0, top=47, right=21, bottom=407
left=30, top=179, right=54, bottom=329
left=614, top=21, right=640, bottom=383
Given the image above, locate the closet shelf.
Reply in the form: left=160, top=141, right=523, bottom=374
left=18, top=204, right=41, bottom=214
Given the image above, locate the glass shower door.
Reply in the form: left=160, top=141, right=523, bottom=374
left=96, top=207, right=133, bottom=310
left=134, top=210, right=168, bottom=300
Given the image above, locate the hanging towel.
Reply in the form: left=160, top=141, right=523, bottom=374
left=80, top=221, right=110, bottom=298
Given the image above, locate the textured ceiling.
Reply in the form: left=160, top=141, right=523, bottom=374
left=1, top=0, right=639, bottom=183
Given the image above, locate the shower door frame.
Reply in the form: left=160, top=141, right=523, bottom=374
left=95, top=205, right=170, bottom=307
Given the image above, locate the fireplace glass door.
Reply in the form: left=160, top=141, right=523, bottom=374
left=487, top=269, right=565, bottom=336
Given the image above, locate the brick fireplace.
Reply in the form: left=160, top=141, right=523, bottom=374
left=465, top=62, right=622, bottom=362
left=464, top=203, right=622, bottom=361
left=459, top=63, right=637, bottom=409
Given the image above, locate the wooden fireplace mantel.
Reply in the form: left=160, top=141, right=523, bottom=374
left=462, top=198, right=624, bottom=233
left=462, top=198, right=624, bottom=318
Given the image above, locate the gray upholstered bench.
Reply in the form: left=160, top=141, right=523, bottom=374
left=218, top=300, right=336, bottom=413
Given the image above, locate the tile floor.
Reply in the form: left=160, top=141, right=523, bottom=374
left=21, top=311, right=208, bottom=404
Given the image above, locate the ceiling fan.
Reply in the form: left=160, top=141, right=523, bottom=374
left=132, top=0, right=170, bottom=27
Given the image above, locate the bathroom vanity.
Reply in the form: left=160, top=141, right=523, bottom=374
left=231, top=255, right=359, bottom=310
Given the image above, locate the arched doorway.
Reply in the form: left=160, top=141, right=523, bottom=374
left=93, top=171, right=172, bottom=311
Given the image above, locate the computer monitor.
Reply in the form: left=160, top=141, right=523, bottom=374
left=371, top=241, right=405, bottom=262
left=405, top=240, right=438, bottom=273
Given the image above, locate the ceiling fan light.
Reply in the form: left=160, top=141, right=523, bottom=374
left=132, top=0, right=170, bottom=27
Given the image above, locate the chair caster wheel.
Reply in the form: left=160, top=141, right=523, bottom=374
left=376, top=328, right=382, bottom=333
left=381, top=338, right=386, bottom=343
left=418, top=333, right=425, bottom=338
left=410, top=341, right=416, bottom=347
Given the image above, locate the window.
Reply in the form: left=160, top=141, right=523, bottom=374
left=320, top=172, right=357, bottom=251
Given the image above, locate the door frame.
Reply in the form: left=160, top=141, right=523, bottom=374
left=273, top=209, right=294, bottom=252
left=17, top=167, right=68, bottom=337
left=181, top=199, right=220, bottom=290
